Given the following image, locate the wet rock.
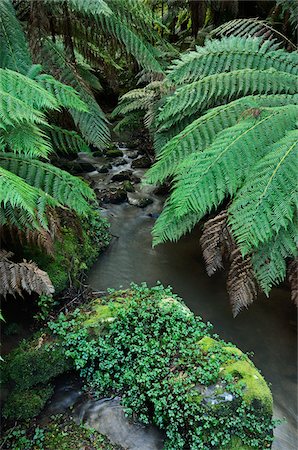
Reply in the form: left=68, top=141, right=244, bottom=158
left=97, top=163, right=112, bottom=174
left=93, top=150, right=103, bottom=157
left=76, top=162, right=97, bottom=173
left=153, top=183, right=170, bottom=196
left=111, top=170, right=133, bottom=182
left=106, top=149, right=123, bottom=158
left=75, top=397, right=164, bottom=450
left=131, top=156, right=151, bottom=169
left=97, top=188, right=127, bottom=204
left=122, top=181, right=135, bottom=192
left=126, top=150, right=139, bottom=159
left=113, top=158, right=127, bottom=167
left=128, top=195, right=153, bottom=208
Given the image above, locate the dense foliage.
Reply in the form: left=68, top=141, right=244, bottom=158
left=48, top=283, right=274, bottom=449
left=115, top=31, right=298, bottom=314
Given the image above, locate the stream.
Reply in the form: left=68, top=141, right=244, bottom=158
left=49, top=143, right=297, bottom=449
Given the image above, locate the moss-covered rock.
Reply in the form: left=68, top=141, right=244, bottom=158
left=2, top=385, right=54, bottom=420
left=23, top=209, right=110, bottom=293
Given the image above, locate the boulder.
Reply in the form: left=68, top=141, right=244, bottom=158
left=106, top=149, right=123, bottom=158
left=128, top=195, right=153, bottom=208
left=113, top=158, right=128, bottom=166
left=97, top=188, right=127, bottom=204
left=131, top=156, right=151, bottom=169
left=111, top=170, right=133, bottom=182
left=97, top=163, right=111, bottom=173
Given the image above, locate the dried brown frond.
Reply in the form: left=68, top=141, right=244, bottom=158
left=287, top=259, right=298, bottom=306
left=0, top=250, right=54, bottom=298
left=227, top=248, right=257, bottom=317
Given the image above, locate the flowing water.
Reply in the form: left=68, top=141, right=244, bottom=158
left=85, top=145, right=297, bottom=450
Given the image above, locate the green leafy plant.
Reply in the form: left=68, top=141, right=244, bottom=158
left=128, top=35, right=298, bottom=315
left=48, top=283, right=275, bottom=449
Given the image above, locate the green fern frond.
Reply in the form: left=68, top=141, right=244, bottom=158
left=172, top=106, right=297, bottom=219
left=0, top=68, right=58, bottom=111
left=167, top=37, right=298, bottom=85
left=210, top=18, right=297, bottom=50
left=67, top=0, right=112, bottom=16
left=36, top=74, right=88, bottom=112
left=229, top=130, right=298, bottom=255
left=98, top=13, right=163, bottom=73
left=276, top=0, right=298, bottom=31
left=0, top=154, right=95, bottom=216
left=152, top=204, right=202, bottom=246
left=157, top=69, right=298, bottom=130
left=252, top=221, right=298, bottom=295
left=146, top=94, right=298, bottom=184
left=3, top=123, right=53, bottom=158
left=0, top=0, right=32, bottom=74
left=38, top=39, right=110, bottom=148
left=49, top=125, right=90, bottom=154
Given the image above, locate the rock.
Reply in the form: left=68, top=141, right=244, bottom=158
left=106, top=149, right=123, bottom=158
left=97, top=188, right=127, bottom=204
left=97, top=163, right=112, bottom=174
left=93, top=150, right=103, bottom=157
left=131, top=156, right=151, bottom=169
left=128, top=195, right=153, bottom=208
left=111, top=170, right=133, bottom=182
left=127, top=150, right=139, bottom=159
left=153, top=183, right=170, bottom=196
left=122, top=181, right=135, bottom=192
left=113, top=158, right=127, bottom=167
left=77, top=162, right=97, bottom=173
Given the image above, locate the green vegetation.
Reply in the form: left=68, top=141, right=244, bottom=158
left=46, top=283, right=274, bottom=449
left=115, top=32, right=298, bottom=314
left=2, top=415, right=119, bottom=450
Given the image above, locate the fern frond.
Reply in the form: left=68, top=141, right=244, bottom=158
left=98, top=13, right=163, bottom=73
left=167, top=37, right=298, bottom=85
left=146, top=94, right=298, bottom=184
left=200, top=209, right=231, bottom=276
left=152, top=201, right=202, bottom=246
left=227, top=248, right=257, bottom=317
left=157, top=69, right=297, bottom=130
left=251, top=221, right=298, bottom=295
left=0, top=68, right=58, bottom=112
left=48, top=125, right=90, bottom=154
left=36, top=74, right=88, bottom=112
left=229, top=130, right=298, bottom=255
left=0, top=250, right=54, bottom=297
left=276, top=0, right=298, bottom=31
left=0, top=154, right=95, bottom=216
left=67, top=0, right=111, bottom=16
left=0, top=0, right=32, bottom=74
left=170, top=106, right=298, bottom=220
left=38, top=39, right=110, bottom=148
left=2, top=123, right=53, bottom=158
left=210, top=18, right=297, bottom=50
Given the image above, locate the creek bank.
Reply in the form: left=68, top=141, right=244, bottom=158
left=2, top=284, right=274, bottom=450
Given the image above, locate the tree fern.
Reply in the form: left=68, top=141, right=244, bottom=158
left=251, top=221, right=298, bottom=296
left=0, top=0, right=32, bottom=74
left=0, top=154, right=95, bottom=217
left=146, top=94, right=298, bottom=184
left=167, top=37, right=298, bottom=85
left=229, top=130, right=298, bottom=255
left=49, top=125, right=90, bottom=154
left=157, top=69, right=297, bottom=130
left=168, top=106, right=297, bottom=220
left=37, top=39, right=110, bottom=149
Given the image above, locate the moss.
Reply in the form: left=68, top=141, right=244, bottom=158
left=23, top=210, right=110, bottom=294
left=42, top=415, right=119, bottom=450
left=197, top=337, right=273, bottom=414
left=2, top=385, right=53, bottom=420
left=4, top=334, right=72, bottom=389
left=82, top=299, right=123, bottom=328
left=106, top=149, right=123, bottom=158
left=220, top=359, right=273, bottom=414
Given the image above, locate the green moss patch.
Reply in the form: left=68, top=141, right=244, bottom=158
left=2, top=386, right=54, bottom=420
